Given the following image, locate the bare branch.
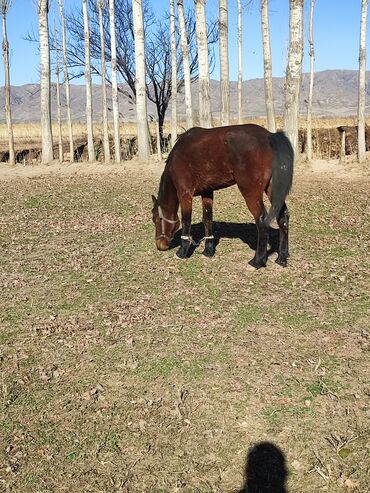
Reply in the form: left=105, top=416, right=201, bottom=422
left=44, top=0, right=218, bottom=135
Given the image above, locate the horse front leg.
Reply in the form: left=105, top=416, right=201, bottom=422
left=176, top=192, right=193, bottom=259
left=201, top=191, right=216, bottom=257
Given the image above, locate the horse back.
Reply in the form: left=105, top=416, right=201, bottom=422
left=165, top=124, right=274, bottom=196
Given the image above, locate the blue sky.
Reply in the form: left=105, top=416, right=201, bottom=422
left=2, top=0, right=369, bottom=86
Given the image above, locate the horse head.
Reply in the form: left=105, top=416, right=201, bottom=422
left=151, top=195, right=180, bottom=251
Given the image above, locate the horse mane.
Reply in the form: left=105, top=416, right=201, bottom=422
left=158, top=128, right=201, bottom=203
left=157, top=172, right=166, bottom=203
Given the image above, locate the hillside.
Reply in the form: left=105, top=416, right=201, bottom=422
left=0, top=70, right=369, bottom=123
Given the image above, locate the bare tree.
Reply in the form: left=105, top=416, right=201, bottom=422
left=58, top=0, right=74, bottom=162
left=38, top=0, right=54, bottom=164
left=132, top=0, right=150, bottom=159
left=177, top=0, right=193, bottom=129
left=55, top=64, right=64, bottom=161
left=358, top=0, right=368, bottom=163
left=306, top=0, right=314, bottom=161
left=170, top=0, right=178, bottom=146
left=82, top=0, right=95, bottom=161
left=219, top=0, right=229, bottom=126
left=261, top=0, right=275, bottom=132
left=53, top=11, right=63, bottom=162
left=284, top=0, right=303, bottom=156
left=237, top=0, right=242, bottom=123
left=1, top=0, right=15, bottom=165
left=59, top=1, right=217, bottom=141
left=109, top=0, right=121, bottom=162
left=195, top=0, right=211, bottom=127
left=97, top=0, right=110, bottom=162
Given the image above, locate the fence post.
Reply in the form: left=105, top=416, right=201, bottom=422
left=336, top=126, right=346, bottom=162
left=340, top=130, right=346, bottom=162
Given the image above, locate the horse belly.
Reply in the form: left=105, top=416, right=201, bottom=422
left=194, top=159, right=235, bottom=195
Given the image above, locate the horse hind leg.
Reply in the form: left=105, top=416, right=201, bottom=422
left=275, top=203, right=289, bottom=267
left=176, top=192, right=193, bottom=259
left=239, top=188, right=269, bottom=269
left=201, top=191, right=216, bottom=257
left=249, top=206, right=269, bottom=269
left=265, top=184, right=289, bottom=267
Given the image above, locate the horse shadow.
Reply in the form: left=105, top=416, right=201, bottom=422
left=170, top=221, right=280, bottom=257
left=237, top=441, right=288, bottom=493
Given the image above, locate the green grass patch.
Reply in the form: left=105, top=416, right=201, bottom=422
left=263, top=404, right=315, bottom=426
left=22, top=195, right=51, bottom=209
left=235, top=305, right=264, bottom=328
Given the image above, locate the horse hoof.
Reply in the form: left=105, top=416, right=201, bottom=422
left=176, top=247, right=189, bottom=259
left=248, top=258, right=266, bottom=270
left=202, top=245, right=215, bottom=257
left=202, top=251, right=215, bottom=258
left=275, top=257, right=288, bottom=267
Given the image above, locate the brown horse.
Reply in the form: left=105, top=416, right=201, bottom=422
left=152, top=124, right=294, bottom=269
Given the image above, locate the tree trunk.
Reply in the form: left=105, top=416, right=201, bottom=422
left=58, top=0, right=74, bottom=162
left=237, top=0, right=243, bottom=124
left=358, top=0, right=368, bottom=163
left=261, top=0, right=275, bottom=132
left=55, top=64, right=63, bottom=162
left=170, top=0, right=178, bottom=147
left=284, top=0, right=303, bottom=156
left=109, top=0, right=121, bottom=162
left=195, top=0, right=211, bottom=127
left=156, top=119, right=162, bottom=162
left=306, top=0, right=315, bottom=161
left=157, top=108, right=165, bottom=148
left=132, top=0, right=150, bottom=160
left=1, top=11, right=15, bottom=165
left=38, top=0, right=54, bottom=164
left=219, top=0, right=229, bottom=126
left=82, top=0, right=95, bottom=161
left=177, top=0, right=193, bottom=129
left=97, top=0, right=110, bottom=162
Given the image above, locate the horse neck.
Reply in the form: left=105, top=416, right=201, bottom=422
left=158, top=171, right=179, bottom=218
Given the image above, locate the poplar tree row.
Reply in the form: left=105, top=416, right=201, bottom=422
left=1, top=0, right=369, bottom=165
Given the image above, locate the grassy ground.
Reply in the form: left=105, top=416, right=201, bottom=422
left=0, top=160, right=369, bottom=492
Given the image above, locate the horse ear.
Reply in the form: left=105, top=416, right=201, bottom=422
left=151, top=195, right=158, bottom=207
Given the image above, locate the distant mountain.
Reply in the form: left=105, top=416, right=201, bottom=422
left=0, top=70, right=369, bottom=124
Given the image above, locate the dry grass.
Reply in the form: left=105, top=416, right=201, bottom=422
left=0, top=117, right=366, bottom=162
left=0, top=161, right=369, bottom=492
left=0, top=117, right=365, bottom=145
left=220, top=116, right=362, bottom=130
left=0, top=117, right=370, bottom=164
left=0, top=121, right=164, bottom=151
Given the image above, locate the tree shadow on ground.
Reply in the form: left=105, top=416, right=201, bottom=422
left=170, top=221, right=280, bottom=257
left=237, top=442, right=288, bottom=493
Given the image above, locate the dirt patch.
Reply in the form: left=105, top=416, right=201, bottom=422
left=0, top=155, right=369, bottom=183
left=300, top=156, right=370, bottom=178
left=0, top=162, right=369, bottom=492
left=0, top=156, right=165, bottom=181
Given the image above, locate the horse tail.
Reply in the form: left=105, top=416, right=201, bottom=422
left=264, top=131, right=294, bottom=227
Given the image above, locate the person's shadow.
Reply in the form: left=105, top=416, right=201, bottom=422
left=237, top=442, right=288, bottom=493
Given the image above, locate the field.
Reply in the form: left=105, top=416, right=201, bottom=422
left=1, top=116, right=369, bottom=162
left=0, top=157, right=369, bottom=492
